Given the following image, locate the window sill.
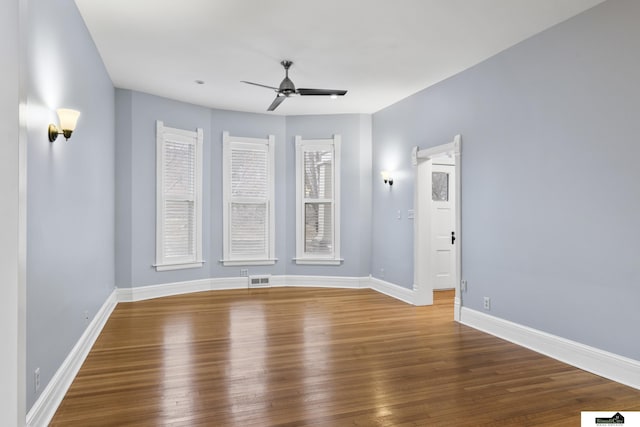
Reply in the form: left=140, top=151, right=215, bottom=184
left=293, top=258, right=343, bottom=266
left=154, top=261, right=204, bottom=272
left=220, top=259, right=277, bottom=266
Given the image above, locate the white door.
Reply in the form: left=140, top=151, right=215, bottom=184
left=431, top=162, right=456, bottom=290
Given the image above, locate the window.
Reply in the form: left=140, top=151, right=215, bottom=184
left=155, top=121, right=204, bottom=271
left=295, top=135, right=341, bottom=265
left=432, top=171, right=449, bottom=201
left=222, top=132, right=276, bottom=265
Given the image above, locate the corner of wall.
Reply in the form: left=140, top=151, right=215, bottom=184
left=359, top=114, right=373, bottom=277
left=114, top=89, right=133, bottom=288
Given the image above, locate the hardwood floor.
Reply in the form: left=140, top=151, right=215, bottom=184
left=51, top=288, right=640, bottom=426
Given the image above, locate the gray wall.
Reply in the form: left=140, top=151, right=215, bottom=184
left=115, top=91, right=291, bottom=286
left=210, top=108, right=288, bottom=279
left=1, top=0, right=25, bottom=423
left=114, top=90, right=133, bottom=289
left=372, top=0, right=640, bottom=360
left=115, top=90, right=214, bottom=287
left=115, top=94, right=373, bottom=285
left=371, top=113, right=418, bottom=289
left=26, top=0, right=115, bottom=411
left=285, top=115, right=372, bottom=277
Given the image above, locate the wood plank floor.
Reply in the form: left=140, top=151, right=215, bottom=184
left=51, top=288, right=640, bottom=426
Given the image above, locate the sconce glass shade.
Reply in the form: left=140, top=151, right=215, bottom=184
left=57, top=109, right=80, bottom=134
left=49, top=108, right=81, bottom=142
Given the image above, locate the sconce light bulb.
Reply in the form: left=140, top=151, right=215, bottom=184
left=381, top=170, right=393, bottom=186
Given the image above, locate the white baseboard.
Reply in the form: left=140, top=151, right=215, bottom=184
left=26, top=289, right=118, bottom=427
left=116, top=276, right=414, bottom=304
left=117, top=279, right=211, bottom=302
left=117, top=275, right=397, bottom=302
left=279, top=275, right=368, bottom=289
left=209, top=277, right=249, bottom=291
left=117, top=277, right=248, bottom=302
left=370, top=276, right=415, bottom=305
left=460, top=307, right=640, bottom=391
left=454, top=297, right=461, bottom=322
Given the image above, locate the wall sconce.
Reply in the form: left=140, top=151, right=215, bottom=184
left=381, top=170, right=393, bottom=186
left=48, top=108, right=81, bottom=142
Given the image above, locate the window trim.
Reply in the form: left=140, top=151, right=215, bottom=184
left=294, top=134, right=342, bottom=265
left=155, top=121, right=204, bottom=271
left=221, top=131, right=276, bottom=266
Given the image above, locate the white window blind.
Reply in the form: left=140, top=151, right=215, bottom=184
left=295, top=135, right=342, bottom=265
left=231, top=202, right=267, bottom=254
left=222, top=132, right=275, bottom=265
left=155, top=121, right=203, bottom=271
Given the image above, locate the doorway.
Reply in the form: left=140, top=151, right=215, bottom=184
left=431, top=159, right=456, bottom=290
left=413, top=135, right=461, bottom=321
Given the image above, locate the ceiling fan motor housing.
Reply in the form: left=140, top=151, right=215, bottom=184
left=279, top=61, right=296, bottom=96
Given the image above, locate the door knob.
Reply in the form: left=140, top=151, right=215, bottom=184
left=451, top=231, right=456, bottom=245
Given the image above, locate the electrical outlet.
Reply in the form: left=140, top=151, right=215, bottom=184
left=396, top=210, right=402, bottom=220
left=240, top=269, right=248, bottom=277
left=34, top=368, right=40, bottom=393
left=380, top=268, right=385, bottom=279
left=483, top=297, right=491, bottom=310
left=461, top=280, right=467, bottom=292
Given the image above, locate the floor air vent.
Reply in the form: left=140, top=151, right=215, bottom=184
left=249, top=275, right=271, bottom=288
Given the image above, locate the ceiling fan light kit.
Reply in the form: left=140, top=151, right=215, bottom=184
left=242, top=60, right=347, bottom=111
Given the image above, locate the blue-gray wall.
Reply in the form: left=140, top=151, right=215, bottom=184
left=115, top=90, right=214, bottom=287
left=26, top=0, right=115, bottom=411
left=115, top=92, right=372, bottom=285
left=115, top=91, right=290, bottom=286
left=372, top=0, right=640, bottom=360
left=285, top=115, right=372, bottom=277
left=1, top=0, right=25, bottom=423
left=210, top=108, right=288, bottom=279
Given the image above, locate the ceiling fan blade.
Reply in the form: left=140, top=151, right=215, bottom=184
left=267, top=96, right=286, bottom=111
left=297, top=88, right=347, bottom=96
left=241, top=81, right=278, bottom=91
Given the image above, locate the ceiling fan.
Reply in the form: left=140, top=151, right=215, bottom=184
left=242, top=60, right=347, bottom=111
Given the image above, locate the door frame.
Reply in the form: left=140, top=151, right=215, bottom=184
left=412, top=135, right=462, bottom=321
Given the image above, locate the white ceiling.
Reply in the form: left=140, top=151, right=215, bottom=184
left=74, top=0, right=605, bottom=115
